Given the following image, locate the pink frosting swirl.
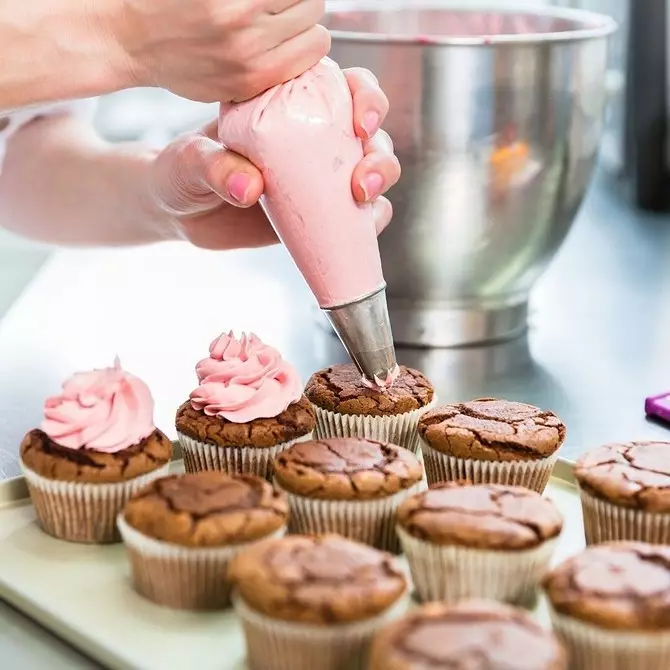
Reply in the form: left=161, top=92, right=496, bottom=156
left=190, top=332, right=303, bottom=423
left=41, top=358, right=155, bottom=453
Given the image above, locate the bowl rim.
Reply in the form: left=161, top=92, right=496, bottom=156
left=324, top=1, right=618, bottom=46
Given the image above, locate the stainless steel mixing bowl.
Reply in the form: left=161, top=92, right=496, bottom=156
left=325, top=2, right=616, bottom=346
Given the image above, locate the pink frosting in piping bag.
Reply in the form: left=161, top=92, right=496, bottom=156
left=41, top=358, right=155, bottom=453
left=218, top=57, right=385, bottom=309
left=190, top=332, right=303, bottom=423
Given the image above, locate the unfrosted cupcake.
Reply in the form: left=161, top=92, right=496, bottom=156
left=304, top=364, right=435, bottom=452
left=273, top=437, right=424, bottom=552
left=368, top=599, right=567, bottom=670
left=543, top=542, right=670, bottom=669
left=418, top=398, right=565, bottom=492
left=176, top=332, right=315, bottom=479
left=118, top=471, right=288, bottom=610
left=229, top=534, right=408, bottom=670
left=396, top=482, right=562, bottom=605
left=19, top=359, right=172, bottom=543
left=574, top=441, right=670, bottom=545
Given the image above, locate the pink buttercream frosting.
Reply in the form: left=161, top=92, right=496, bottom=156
left=41, top=358, right=155, bottom=453
left=189, top=332, right=303, bottom=423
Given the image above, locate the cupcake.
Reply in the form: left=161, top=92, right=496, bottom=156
left=396, top=482, right=562, bottom=606
left=543, top=542, right=670, bottom=669
left=368, top=599, right=567, bottom=670
left=574, top=441, right=670, bottom=545
left=229, top=534, right=408, bottom=670
left=273, top=437, right=424, bottom=552
left=304, top=364, right=435, bottom=452
left=176, top=332, right=315, bottom=479
left=19, top=359, right=172, bottom=543
left=118, top=471, right=288, bottom=610
left=418, top=398, right=565, bottom=492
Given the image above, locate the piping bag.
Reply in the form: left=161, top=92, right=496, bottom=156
left=218, top=57, right=398, bottom=387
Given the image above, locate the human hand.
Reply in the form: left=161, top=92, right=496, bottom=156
left=112, top=0, right=330, bottom=102
left=150, top=68, right=401, bottom=250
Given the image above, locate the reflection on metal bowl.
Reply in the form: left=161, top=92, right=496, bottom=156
left=325, top=2, right=616, bottom=346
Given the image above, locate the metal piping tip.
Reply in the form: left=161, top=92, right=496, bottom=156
left=322, top=286, right=398, bottom=384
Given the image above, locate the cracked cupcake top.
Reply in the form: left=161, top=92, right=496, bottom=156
left=397, top=482, right=563, bottom=550
left=273, top=438, right=423, bottom=500
left=418, top=398, right=565, bottom=462
left=228, top=534, right=407, bottom=624
left=122, top=472, right=288, bottom=547
left=543, top=542, right=670, bottom=630
left=369, top=600, right=567, bottom=670
left=305, top=364, right=434, bottom=416
left=574, top=442, right=670, bottom=512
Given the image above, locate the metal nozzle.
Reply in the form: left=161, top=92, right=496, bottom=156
left=322, top=286, right=397, bottom=383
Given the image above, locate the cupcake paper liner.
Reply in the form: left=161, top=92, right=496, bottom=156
left=397, top=526, right=557, bottom=606
left=21, top=462, right=170, bottom=544
left=549, top=607, right=670, bottom=670
left=233, top=591, right=408, bottom=670
left=579, top=485, right=670, bottom=545
left=276, top=480, right=427, bottom=553
left=312, top=399, right=437, bottom=453
left=117, top=516, right=286, bottom=610
left=420, top=438, right=559, bottom=493
left=177, top=431, right=313, bottom=480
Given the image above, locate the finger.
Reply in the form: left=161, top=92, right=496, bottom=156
left=362, top=128, right=394, bottom=157
left=352, top=154, right=401, bottom=204
left=239, top=25, right=330, bottom=101
left=262, top=0, right=326, bottom=46
left=344, top=67, right=389, bottom=140
left=373, top=196, right=393, bottom=236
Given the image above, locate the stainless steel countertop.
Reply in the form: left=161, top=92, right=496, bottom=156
left=1, top=169, right=670, bottom=666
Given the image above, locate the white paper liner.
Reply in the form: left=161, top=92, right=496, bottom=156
left=398, top=526, right=557, bottom=606
left=20, top=461, right=170, bottom=544
left=177, top=431, right=313, bottom=480
left=233, top=590, right=408, bottom=670
left=276, top=480, right=426, bottom=553
left=578, top=485, right=670, bottom=545
left=549, top=607, right=670, bottom=670
left=420, top=438, right=559, bottom=493
left=312, top=398, right=437, bottom=453
left=117, top=516, right=286, bottom=610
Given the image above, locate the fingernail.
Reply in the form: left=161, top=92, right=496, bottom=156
left=360, top=173, right=384, bottom=201
left=361, top=111, right=381, bottom=138
left=227, top=173, right=251, bottom=203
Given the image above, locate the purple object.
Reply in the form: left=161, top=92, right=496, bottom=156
left=645, top=392, right=670, bottom=425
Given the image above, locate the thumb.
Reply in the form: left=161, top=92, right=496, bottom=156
left=151, top=132, right=264, bottom=218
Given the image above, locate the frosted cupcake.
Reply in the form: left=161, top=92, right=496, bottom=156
left=304, top=364, right=435, bottom=452
left=176, top=332, right=315, bottom=479
left=19, top=359, right=172, bottom=543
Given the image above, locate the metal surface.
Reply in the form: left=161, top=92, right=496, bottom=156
left=323, top=286, right=397, bottom=383
left=326, top=2, right=616, bottom=346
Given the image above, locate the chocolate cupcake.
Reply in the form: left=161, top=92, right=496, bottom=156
left=543, top=542, right=670, bottom=669
left=229, top=534, right=408, bottom=670
left=369, top=599, right=567, bottom=670
left=176, top=332, right=315, bottom=479
left=418, top=398, right=565, bottom=492
left=305, top=364, right=435, bottom=452
left=396, top=482, right=562, bottom=605
left=19, top=360, right=172, bottom=543
left=574, top=441, right=670, bottom=545
left=273, top=438, right=424, bottom=552
left=118, top=471, right=287, bottom=610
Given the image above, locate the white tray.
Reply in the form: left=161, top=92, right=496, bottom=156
left=0, top=458, right=585, bottom=670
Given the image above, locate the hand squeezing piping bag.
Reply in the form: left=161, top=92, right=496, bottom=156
left=218, top=57, right=398, bottom=386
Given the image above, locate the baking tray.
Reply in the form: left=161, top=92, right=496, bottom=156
left=0, top=456, right=585, bottom=670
